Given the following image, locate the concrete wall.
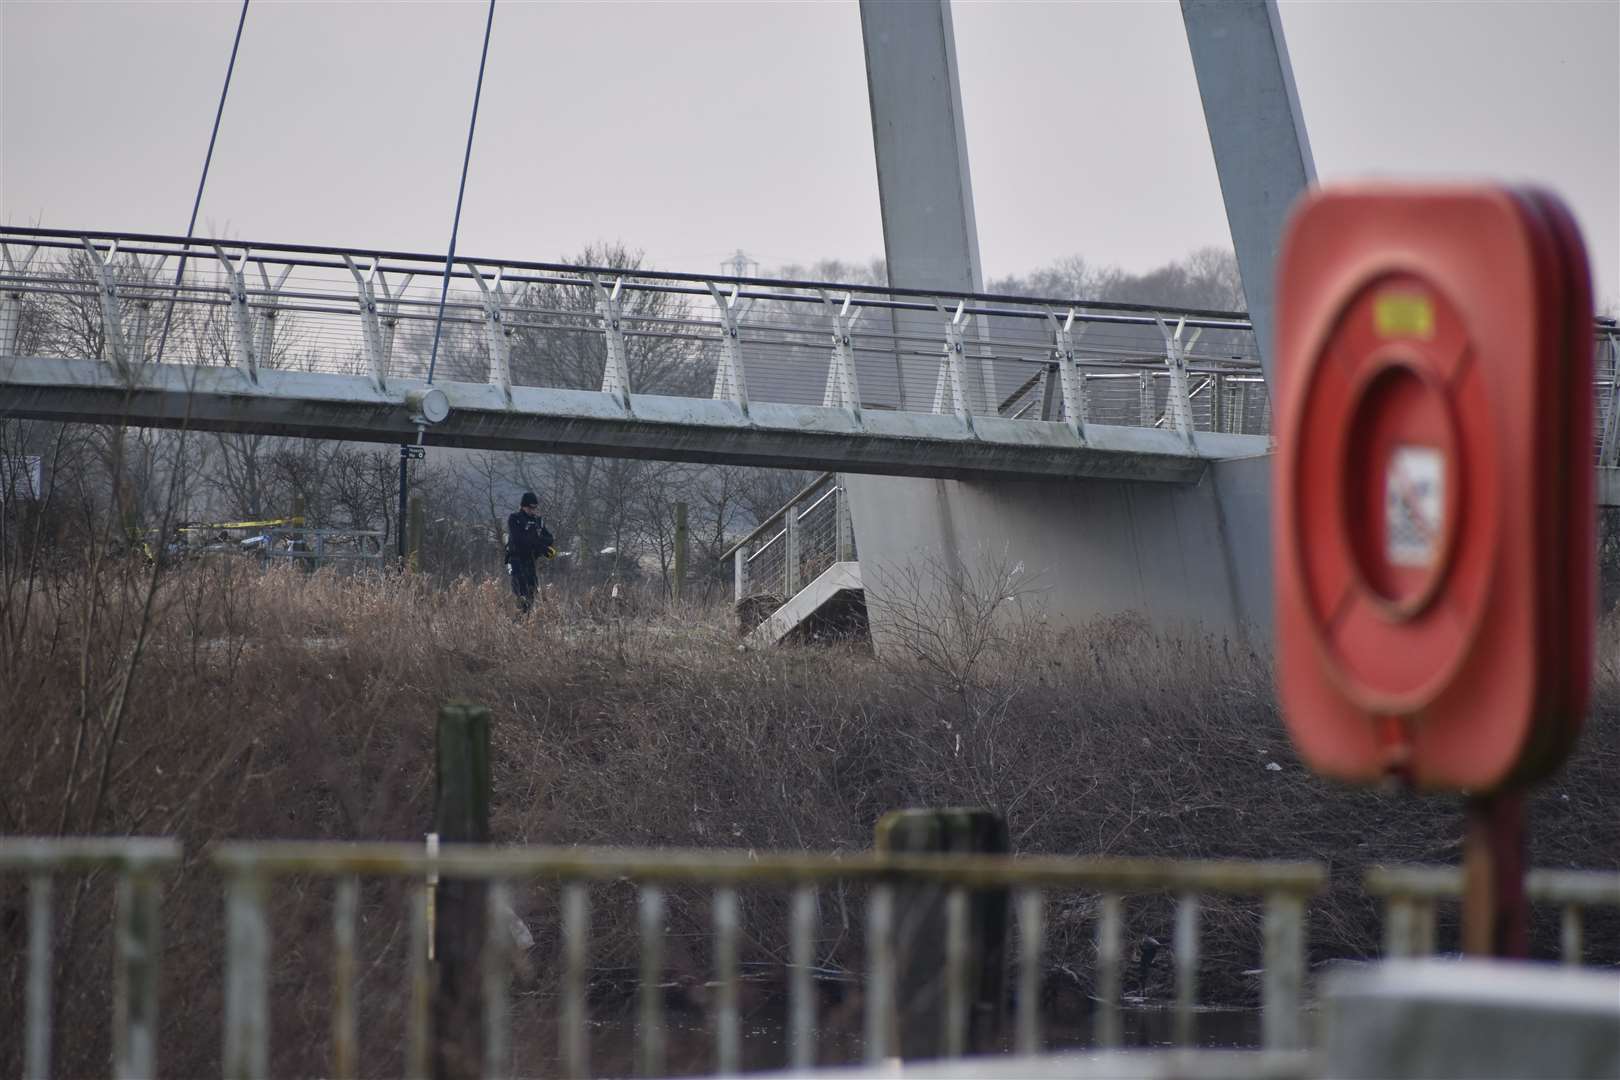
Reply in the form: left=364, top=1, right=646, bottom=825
left=847, top=451, right=1273, bottom=644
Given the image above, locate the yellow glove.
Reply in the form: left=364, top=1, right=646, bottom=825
left=545, top=546, right=558, bottom=559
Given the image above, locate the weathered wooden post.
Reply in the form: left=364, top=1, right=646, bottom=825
left=672, top=501, right=688, bottom=603
left=434, top=704, right=491, bottom=1080
left=874, top=809, right=1009, bottom=1060
left=408, top=494, right=426, bottom=573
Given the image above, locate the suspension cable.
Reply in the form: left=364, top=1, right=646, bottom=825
left=153, top=0, right=250, bottom=364
left=425, top=0, right=498, bottom=387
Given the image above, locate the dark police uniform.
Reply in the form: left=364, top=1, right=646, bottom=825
left=505, top=510, right=553, bottom=613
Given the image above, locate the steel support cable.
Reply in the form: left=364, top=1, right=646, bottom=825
left=152, top=0, right=250, bottom=364
left=424, top=0, right=497, bottom=387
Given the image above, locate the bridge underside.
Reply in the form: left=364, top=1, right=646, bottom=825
left=1, top=356, right=1272, bottom=482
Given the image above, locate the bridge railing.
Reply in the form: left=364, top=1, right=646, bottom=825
left=0, top=226, right=1273, bottom=439
left=209, top=841, right=1325, bottom=1079
left=0, top=837, right=183, bottom=1080
left=721, top=472, right=853, bottom=616
left=1365, top=865, right=1620, bottom=962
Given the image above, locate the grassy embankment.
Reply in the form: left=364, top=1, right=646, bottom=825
left=1, top=562, right=1615, bottom=1075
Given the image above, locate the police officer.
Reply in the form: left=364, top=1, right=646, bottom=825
left=505, top=491, right=555, bottom=614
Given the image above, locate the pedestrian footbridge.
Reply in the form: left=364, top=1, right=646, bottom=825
left=0, top=227, right=1275, bottom=483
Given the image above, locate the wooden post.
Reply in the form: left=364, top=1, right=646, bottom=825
left=874, top=809, right=1009, bottom=1060
left=408, top=494, right=426, bottom=573
left=673, top=501, right=688, bottom=603
left=434, top=704, right=492, bottom=1080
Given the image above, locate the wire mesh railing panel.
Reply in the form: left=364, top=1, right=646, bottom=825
left=733, top=473, right=849, bottom=609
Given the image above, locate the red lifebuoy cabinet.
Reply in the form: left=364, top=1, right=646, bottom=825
left=1273, top=186, right=1594, bottom=793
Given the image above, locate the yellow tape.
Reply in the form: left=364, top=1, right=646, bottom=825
left=178, top=516, right=304, bottom=532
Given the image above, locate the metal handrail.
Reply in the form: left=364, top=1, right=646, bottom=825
left=1364, top=865, right=1620, bottom=962
left=213, top=841, right=1325, bottom=892
left=719, top=471, right=837, bottom=562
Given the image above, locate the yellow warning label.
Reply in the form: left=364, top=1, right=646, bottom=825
left=1375, top=293, right=1435, bottom=339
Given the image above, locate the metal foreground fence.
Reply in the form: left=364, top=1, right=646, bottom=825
left=6, top=836, right=1618, bottom=1079
left=0, top=838, right=183, bottom=1080
left=1365, top=865, right=1620, bottom=963
left=207, top=844, right=1324, bottom=1080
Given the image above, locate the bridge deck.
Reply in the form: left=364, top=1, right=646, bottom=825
left=1, top=227, right=1614, bottom=486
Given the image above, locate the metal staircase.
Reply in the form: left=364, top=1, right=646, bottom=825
left=722, top=472, right=864, bottom=645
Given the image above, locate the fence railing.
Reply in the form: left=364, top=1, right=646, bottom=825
left=1364, top=865, right=1620, bottom=962
left=0, top=837, right=183, bottom=1080
left=14, top=835, right=1618, bottom=1078
left=258, top=526, right=387, bottom=572
left=208, top=842, right=1326, bottom=1079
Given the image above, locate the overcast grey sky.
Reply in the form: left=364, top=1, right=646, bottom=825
left=3, top=1, right=1616, bottom=308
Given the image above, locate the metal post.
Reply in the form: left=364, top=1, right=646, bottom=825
left=1261, top=891, right=1305, bottom=1051
left=122, top=254, right=163, bottom=367
left=933, top=300, right=974, bottom=426
left=1039, top=363, right=1061, bottom=421
left=468, top=262, right=515, bottom=399
left=224, top=872, right=270, bottom=1080
left=707, top=282, right=751, bottom=413
left=1156, top=316, right=1198, bottom=445
left=820, top=291, right=864, bottom=417
left=345, top=256, right=392, bottom=392
left=26, top=873, right=53, bottom=1080
left=397, top=444, right=423, bottom=570
left=672, top=501, right=688, bottom=603
left=593, top=276, right=633, bottom=411
left=733, top=547, right=747, bottom=605
left=82, top=238, right=131, bottom=376
left=1096, top=894, right=1123, bottom=1049
left=253, top=262, right=293, bottom=374
left=379, top=271, right=414, bottom=373
left=113, top=872, right=162, bottom=1080
left=214, top=245, right=259, bottom=381
left=333, top=876, right=359, bottom=1080
left=482, top=882, right=512, bottom=1080
left=784, top=502, right=801, bottom=596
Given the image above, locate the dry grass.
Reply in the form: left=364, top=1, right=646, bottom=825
left=1, top=559, right=1616, bottom=1076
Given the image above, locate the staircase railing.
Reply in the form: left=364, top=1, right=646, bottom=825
left=721, top=472, right=854, bottom=613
